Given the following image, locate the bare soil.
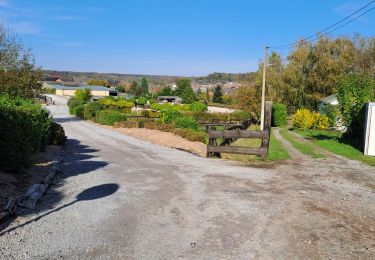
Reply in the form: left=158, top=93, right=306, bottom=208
left=96, top=123, right=207, bottom=157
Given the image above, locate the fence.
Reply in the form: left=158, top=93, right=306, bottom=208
left=206, top=101, right=272, bottom=158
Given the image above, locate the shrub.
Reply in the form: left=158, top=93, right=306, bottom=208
left=312, top=113, right=329, bottom=130
left=75, top=88, right=92, bottom=103
left=99, top=97, right=135, bottom=111
left=0, top=95, right=52, bottom=172
left=68, top=98, right=83, bottom=117
left=49, top=122, right=67, bottom=146
left=95, top=110, right=127, bottom=126
left=84, top=101, right=103, bottom=120
left=319, top=103, right=339, bottom=127
left=141, top=110, right=150, bottom=118
left=189, top=101, right=208, bottom=112
left=272, top=103, right=288, bottom=127
left=337, top=74, right=375, bottom=148
left=229, top=111, right=250, bottom=121
left=161, top=108, right=181, bottom=123
left=172, top=128, right=206, bottom=143
left=175, top=117, right=199, bottom=130
left=292, top=109, right=315, bottom=130
left=292, top=108, right=329, bottom=130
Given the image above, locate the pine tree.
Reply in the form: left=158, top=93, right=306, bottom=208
left=213, top=85, right=223, bottom=103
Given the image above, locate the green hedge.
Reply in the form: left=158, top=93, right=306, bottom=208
left=175, top=117, right=199, bottom=130
left=95, top=110, right=127, bottom=126
left=0, top=95, right=52, bottom=172
left=272, top=103, right=288, bottom=127
left=84, top=101, right=103, bottom=120
left=68, top=98, right=84, bottom=117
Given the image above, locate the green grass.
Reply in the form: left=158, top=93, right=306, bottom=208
left=279, top=129, right=324, bottom=158
left=293, top=129, right=375, bottom=167
left=221, top=129, right=290, bottom=163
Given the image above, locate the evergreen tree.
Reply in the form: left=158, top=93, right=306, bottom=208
left=213, top=85, right=223, bottom=103
left=129, top=81, right=139, bottom=95
left=141, top=77, right=149, bottom=94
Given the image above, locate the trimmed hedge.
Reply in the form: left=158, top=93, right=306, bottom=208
left=0, top=95, right=52, bottom=172
left=95, top=110, right=127, bottom=126
left=272, top=103, right=288, bottom=127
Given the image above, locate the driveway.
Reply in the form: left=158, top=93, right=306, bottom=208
left=1, top=95, right=374, bottom=259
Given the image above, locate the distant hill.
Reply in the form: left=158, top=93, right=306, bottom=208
left=42, top=70, right=257, bottom=86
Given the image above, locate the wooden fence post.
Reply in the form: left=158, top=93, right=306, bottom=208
left=261, top=101, right=272, bottom=157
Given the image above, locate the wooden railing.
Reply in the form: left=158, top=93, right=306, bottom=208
left=206, top=101, right=272, bottom=158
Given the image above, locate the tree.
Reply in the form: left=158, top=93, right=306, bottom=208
left=175, top=78, right=191, bottom=97
left=158, top=86, right=173, bottom=96
left=232, top=85, right=260, bottom=119
left=129, top=81, right=139, bottom=95
left=141, top=77, right=149, bottom=94
left=87, top=79, right=110, bottom=87
left=75, top=88, right=92, bottom=103
left=181, top=86, right=197, bottom=104
left=338, top=74, right=375, bottom=148
left=213, top=85, right=223, bottom=103
left=0, top=24, right=42, bottom=98
left=115, top=86, right=125, bottom=93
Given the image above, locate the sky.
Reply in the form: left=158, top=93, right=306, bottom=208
left=0, top=0, right=374, bottom=76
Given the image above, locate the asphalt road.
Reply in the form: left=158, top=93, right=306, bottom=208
left=1, top=95, right=374, bottom=259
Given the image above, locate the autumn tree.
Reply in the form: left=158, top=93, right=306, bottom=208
left=0, top=24, right=42, bottom=98
left=87, top=79, right=110, bottom=87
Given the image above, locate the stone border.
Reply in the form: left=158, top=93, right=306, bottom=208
left=0, top=151, right=64, bottom=226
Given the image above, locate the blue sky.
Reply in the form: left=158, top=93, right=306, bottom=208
left=0, top=0, right=374, bottom=76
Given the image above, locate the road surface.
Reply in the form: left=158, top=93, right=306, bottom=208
left=1, top=95, right=374, bottom=259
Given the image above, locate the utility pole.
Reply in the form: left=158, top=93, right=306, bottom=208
left=260, top=46, right=268, bottom=131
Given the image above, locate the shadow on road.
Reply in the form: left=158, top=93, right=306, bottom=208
left=0, top=184, right=119, bottom=236
left=54, top=117, right=81, bottom=124
left=0, top=137, right=110, bottom=233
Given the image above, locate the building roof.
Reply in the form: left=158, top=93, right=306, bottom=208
left=320, top=94, right=338, bottom=105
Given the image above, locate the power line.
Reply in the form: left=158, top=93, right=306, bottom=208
left=269, top=0, right=375, bottom=50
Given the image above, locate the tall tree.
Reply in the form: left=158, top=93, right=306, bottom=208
left=141, top=77, right=149, bottom=94
left=0, top=24, right=42, bottom=98
left=213, top=85, right=223, bottom=103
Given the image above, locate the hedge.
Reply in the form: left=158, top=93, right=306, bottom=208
left=0, top=95, right=52, bottom=172
left=272, top=103, right=288, bottom=127
left=95, top=110, right=127, bottom=126
left=175, top=117, right=199, bottom=130
left=84, top=101, right=103, bottom=120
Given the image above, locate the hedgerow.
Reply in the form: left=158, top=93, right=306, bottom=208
left=95, top=110, right=127, bottom=126
left=0, top=95, right=52, bottom=171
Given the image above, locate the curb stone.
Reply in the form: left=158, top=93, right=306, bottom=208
left=0, top=151, right=64, bottom=227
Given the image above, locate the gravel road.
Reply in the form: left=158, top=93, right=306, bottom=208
left=1, top=95, right=374, bottom=259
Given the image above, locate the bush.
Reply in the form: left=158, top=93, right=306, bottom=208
left=319, top=103, right=339, bottom=127
left=68, top=98, right=84, bottom=117
left=172, top=128, right=206, bottom=143
left=189, top=101, right=208, bottom=112
left=229, top=111, right=250, bottom=121
left=99, top=97, right=135, bottom=111
left=0, top=95, right=52, bottom=172
left=292, top=108, right=329, bottom=130
left=84, top=101, right=103, bottom=120
left=161, top=108, right=182, bottom=123
left=337, top=74, right=375, bottom=148
left=272, top=103, right=288, bottom=127
left=175, top=117, right=199, bottom=130
left=141, top=110, right=150, bottom=118
left=95, top=110, right=127, bottom=126
left=75, top=88, right=92, bottom=103
left=49, top=122, right=67, bottom=146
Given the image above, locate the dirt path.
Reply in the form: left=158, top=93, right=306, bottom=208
left=1, top=98, right=374, bottom=259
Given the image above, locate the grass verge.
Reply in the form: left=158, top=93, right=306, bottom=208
left=293, top=129, right=375, bottom=167
left=221, top=129, right=290, bottom=163
left=279, top=129, right=324, bottom=158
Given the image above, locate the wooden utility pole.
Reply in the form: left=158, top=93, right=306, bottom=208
left=260, top=46, right=268, bottom=131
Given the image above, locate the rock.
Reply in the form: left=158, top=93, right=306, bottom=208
left=19, top=184, right=48, bottom=209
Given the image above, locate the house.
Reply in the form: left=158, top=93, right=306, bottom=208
left=46, top=84, right=118, bottom=97
left=157, top=96, right=182, bottom=104
left=319, top=94, right=338, bottom=106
